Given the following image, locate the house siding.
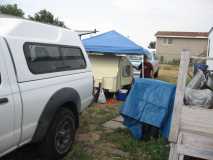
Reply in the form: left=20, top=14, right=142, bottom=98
left=207, top=29, right=213, bottom=70
left=156, top=37, right=208, bottom=63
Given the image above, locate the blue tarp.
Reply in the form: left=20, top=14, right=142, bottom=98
left=82, top=30, right=146, bottom=55
left=120, top=78, right=176, bottom=139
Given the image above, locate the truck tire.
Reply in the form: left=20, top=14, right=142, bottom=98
left=39, top=108, right=76, bottom=160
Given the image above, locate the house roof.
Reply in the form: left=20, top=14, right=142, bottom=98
left=155, top=31, right=208, bottom=39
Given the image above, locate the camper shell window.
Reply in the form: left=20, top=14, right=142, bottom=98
left=60, top=47, right=86, bottom=70
left=24, top=43, right=86, bottom=74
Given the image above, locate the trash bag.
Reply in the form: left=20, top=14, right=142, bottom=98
left=97, top=88, right=106, bottom=104
left=184, top=70, right=213, bottom=109
left=184, top=88, right=213, bottom=109
left=206, top=72, right=213, bottom=91
left=193, top=63, right=208, bottom=75
left=187, top=69, right=206, bottom=89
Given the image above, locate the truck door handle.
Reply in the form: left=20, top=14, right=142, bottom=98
left=0, top=98, right=8, bottom=104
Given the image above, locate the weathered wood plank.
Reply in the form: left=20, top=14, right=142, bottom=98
left=177, top=144, right=213, bottom=160
left=191, top=56, right=213, bottom=60
left=181, top=132, right=213, bottom=150
left=178, top=154, right=184, bottom=160
left=169, top=143, right=179, bottom=160
left=169, top=50, right=190, bottom=142
left=181, top=106, right=213, bottom=135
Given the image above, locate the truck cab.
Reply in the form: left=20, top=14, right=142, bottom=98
left=0, top=15, right=93, bottom=159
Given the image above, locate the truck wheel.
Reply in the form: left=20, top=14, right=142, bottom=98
left=39, top=108, right=76, bottom=160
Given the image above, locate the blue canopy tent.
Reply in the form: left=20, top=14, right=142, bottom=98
left=82, top=30, right=146, bottom=55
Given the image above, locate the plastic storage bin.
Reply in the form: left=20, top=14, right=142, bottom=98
left=116, top=89, right=128, bottom=101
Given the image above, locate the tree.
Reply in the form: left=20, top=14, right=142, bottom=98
left=148, top=41, right=156, bottom=49
left=28, top=9, right=66, bottom=27
left=0, top=4, right=24, bottom=17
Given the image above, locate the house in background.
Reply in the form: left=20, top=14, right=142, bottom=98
left=207, top=27, right=213, bottom=70
left=155, top=31, right=208, bottom=63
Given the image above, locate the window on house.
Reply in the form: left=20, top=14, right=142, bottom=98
left=160, top=56, right=164, bottom=63
left=168, top=38, right=173, bottom=44
left=163, top=38, right=173, bottom=45
left=163, top=38, right=167, bottom=44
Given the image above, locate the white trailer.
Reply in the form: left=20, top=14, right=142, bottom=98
left=89, top=54, right=133, bottom=92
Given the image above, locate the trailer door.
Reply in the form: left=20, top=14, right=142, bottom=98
left=119, top=57, right=133, bottom=87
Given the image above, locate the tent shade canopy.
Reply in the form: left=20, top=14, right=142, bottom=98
left=82, top=30, right=146, bottom=55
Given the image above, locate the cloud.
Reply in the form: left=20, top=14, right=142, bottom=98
left=112, top=0, right=143, bottom=12
left=3, top=0, right=213, bottom=47
left=63, top=16, right=114, bottom=31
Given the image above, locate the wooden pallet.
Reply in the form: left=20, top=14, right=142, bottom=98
left=169, top=50, right=213, bottom=160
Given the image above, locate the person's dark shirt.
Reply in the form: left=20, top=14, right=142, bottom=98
left=138, top=61, right=153, bottom=78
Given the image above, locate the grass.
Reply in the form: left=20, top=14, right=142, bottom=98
left=66, top=144, right=93, bottom=160
left=65, top=102, right=122, bottom=160
left=158, top=65, right=179, bottom=84
left=65, top=64, right=179, bottom=160
left=103, top=129, right=169, bottom=160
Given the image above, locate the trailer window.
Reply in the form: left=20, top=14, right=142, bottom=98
left=24, top=43, right=86, bottom=74
left=123, top=65, right=131, bottom=77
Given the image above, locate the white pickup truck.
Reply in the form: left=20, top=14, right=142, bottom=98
left=0, top=15, right=93, bottom=160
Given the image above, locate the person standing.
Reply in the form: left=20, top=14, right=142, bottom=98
left=137, top=55, right=154, bottom=78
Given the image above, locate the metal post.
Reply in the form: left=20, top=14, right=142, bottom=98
left=141, top=55, right=144, bottom=78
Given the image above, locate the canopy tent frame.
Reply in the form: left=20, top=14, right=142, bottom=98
left=83, top=30, right=149, bottom=78
left=82, top=30, right=146, bottom=56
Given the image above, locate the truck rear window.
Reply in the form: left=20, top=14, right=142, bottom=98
left=24, top=43, right=86, bottom=74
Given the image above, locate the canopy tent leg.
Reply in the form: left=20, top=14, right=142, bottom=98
left=140, top=55, right=144, bottom=78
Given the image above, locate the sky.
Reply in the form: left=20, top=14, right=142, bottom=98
left=1, top=0, right=213, bottom=47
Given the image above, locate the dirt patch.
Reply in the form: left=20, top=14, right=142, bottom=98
left=77, top=132, right=101, bottom=143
